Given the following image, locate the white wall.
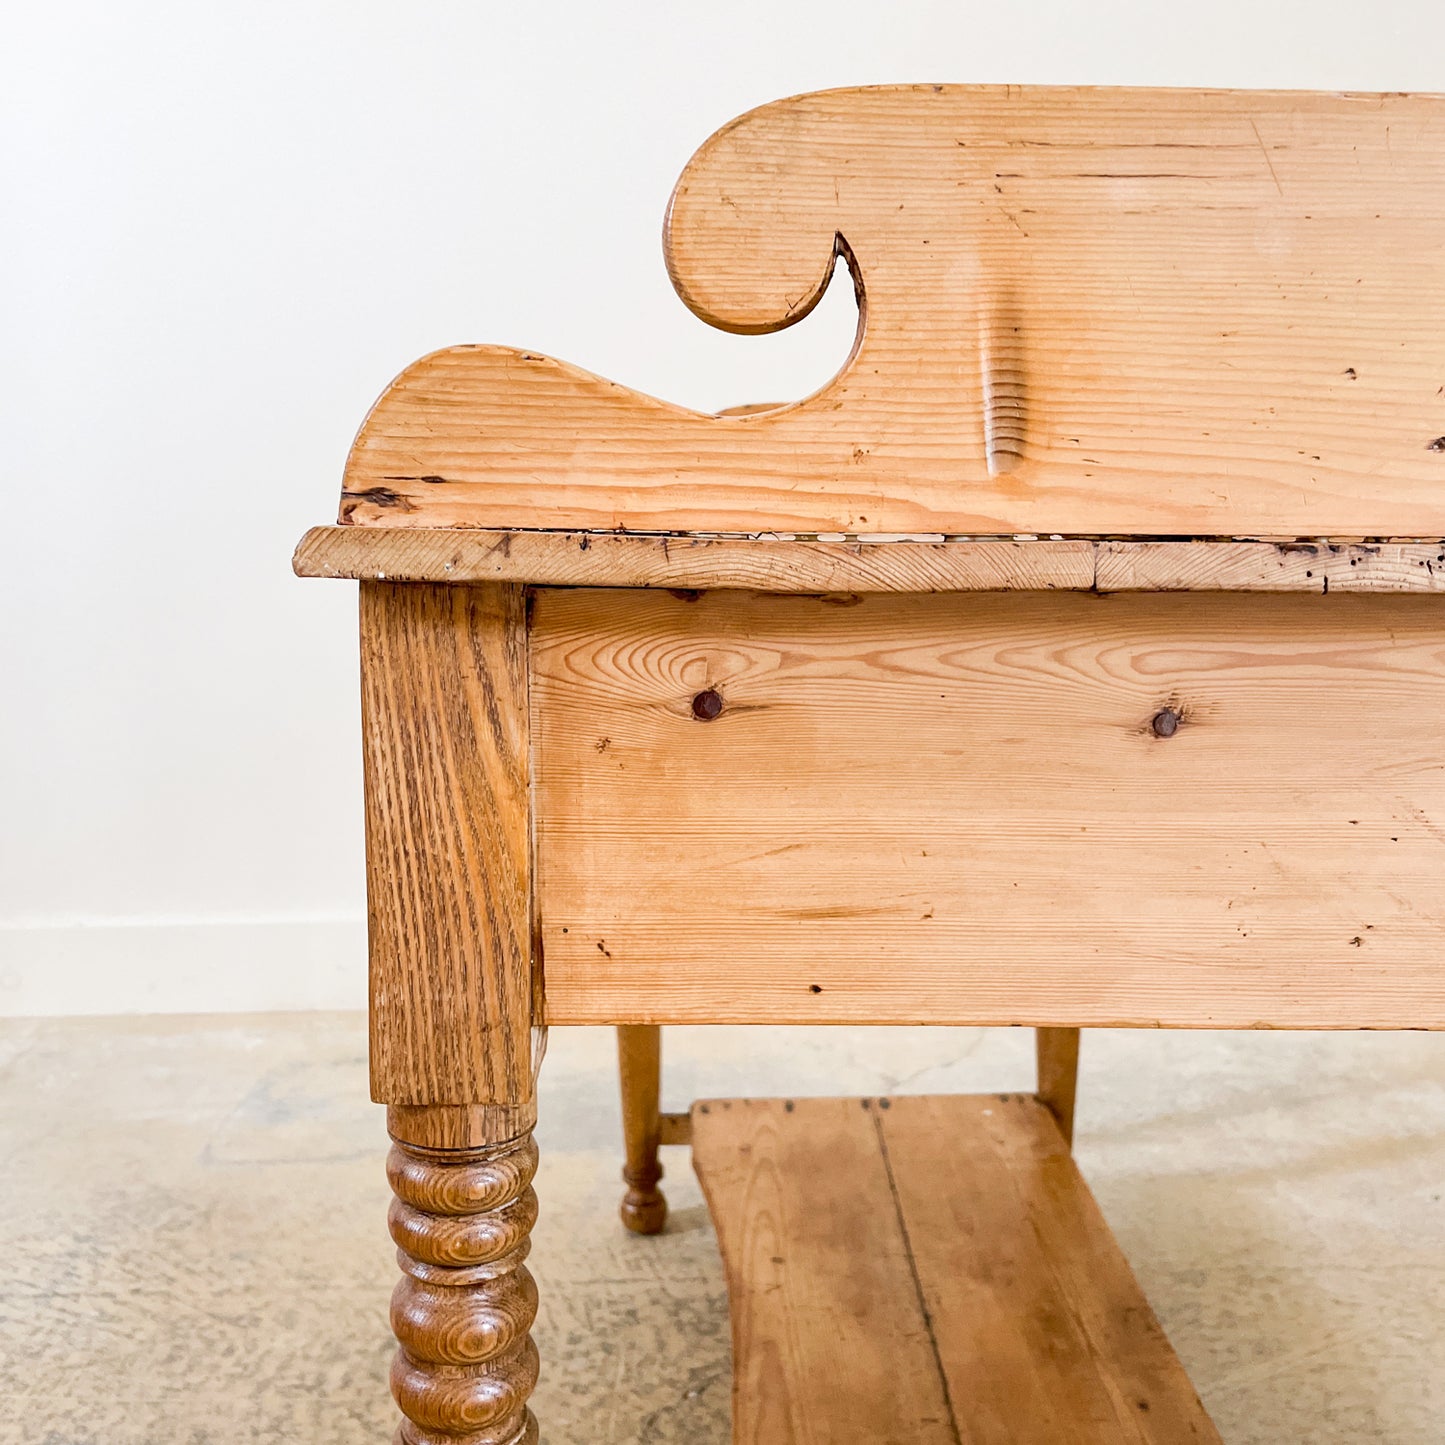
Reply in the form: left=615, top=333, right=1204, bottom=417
left=4, top=1, right=1443, bottom=1014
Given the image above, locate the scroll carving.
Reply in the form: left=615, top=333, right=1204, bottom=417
left=341, top=85, right=1445, bottom=539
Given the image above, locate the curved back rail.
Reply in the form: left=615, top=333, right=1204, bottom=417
left=337, top=84, right=1445, bottom=540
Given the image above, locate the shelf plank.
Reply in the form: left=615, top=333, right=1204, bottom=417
left=692, top=1094, right=1219, bottom=1444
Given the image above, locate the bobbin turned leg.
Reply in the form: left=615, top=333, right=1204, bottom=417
left=388, top=1106, right=540, bottom=1445
left=616, top=1024, right=667, bottom=1234
left=359, top=583, right=541, bottom=1443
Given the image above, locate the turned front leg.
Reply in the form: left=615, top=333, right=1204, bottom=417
left=360, top=583, right=541, bottom=1443
left=388, top=1109, right=540, bottom=1445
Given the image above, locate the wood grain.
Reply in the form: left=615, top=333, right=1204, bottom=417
left=387, top=1110, right=541, bottom=1445
left=532, top=588, right=1445, bottom=1029
left=1093, top=539, right=1445, bottom=593
left=297, top=528, right=1445, bottom=594
left=298, top=527, right=1096, bottom=591
left=616, top=1024, right=668, bottom=1234
left=657, top=1111, right=693, bottom=1147
left=361, top=582, right=533, bottom=1105
left=692, top=1096, right=957, bottom=1444
left=1035, top=1028, right=1081, bottom=1148
left=338, top=86, right=1445, bottom=538
left=881, top=1095, right=1220, bottom=1443
left=692, top=1094, right=1217, bottom=1444
left=387, top=1103, right=538, bottom=1153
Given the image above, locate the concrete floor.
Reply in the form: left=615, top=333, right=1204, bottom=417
left=0, top=1016, right=1441, bottom=1443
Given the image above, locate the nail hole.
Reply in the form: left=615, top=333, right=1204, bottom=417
left=691, top=688, right=724, bottom=721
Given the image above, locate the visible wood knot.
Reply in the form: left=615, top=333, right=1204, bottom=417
left=692, top=688, right=724, bottom=720
left=1151, top=707, right=1181, bottom=738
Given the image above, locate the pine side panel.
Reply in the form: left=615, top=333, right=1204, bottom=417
left=360, top=581, right=533, bottom=1104
left=532, top=588, right=1445, bottom=1029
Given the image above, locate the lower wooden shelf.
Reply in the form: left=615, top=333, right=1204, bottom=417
left=691, top=1093, right=1219, bottom=1444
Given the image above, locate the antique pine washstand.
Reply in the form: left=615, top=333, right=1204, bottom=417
left=295, top=86, right=1445, bottom=1443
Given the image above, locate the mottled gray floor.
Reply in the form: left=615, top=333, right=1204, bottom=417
left=0, top=1016, right=1441, bottom=1443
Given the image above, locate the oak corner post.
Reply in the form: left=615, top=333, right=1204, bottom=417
left=359, top=581, right=541, bottom=1444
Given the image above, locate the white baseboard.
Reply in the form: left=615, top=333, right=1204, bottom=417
left=0, top=916, right=368, bottom=1016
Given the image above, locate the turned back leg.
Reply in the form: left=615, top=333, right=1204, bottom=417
left=616, top=1024, right=667, bottom=1234
left=1036, top=1026, right=1081, bottom=1147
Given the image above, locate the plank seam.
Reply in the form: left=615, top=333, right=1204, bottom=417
left=871, top=1103, right=964, bottom=1445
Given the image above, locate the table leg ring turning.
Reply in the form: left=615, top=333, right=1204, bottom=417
left=386, top=1132, right=541, bottom=1445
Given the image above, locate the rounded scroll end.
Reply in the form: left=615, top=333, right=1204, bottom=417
left=664, top=96, right=845, bottom=336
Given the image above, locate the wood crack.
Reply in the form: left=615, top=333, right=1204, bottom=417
left=872, top=1103, right=964, bottom=1445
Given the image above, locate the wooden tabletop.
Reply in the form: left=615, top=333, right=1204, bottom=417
left=295, top=527, right=1445, bottom=593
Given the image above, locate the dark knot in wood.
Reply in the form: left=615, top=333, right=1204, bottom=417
left=692, top=688, right=724, bottom=721
left=1151, top=707, right=1181, bottom=738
